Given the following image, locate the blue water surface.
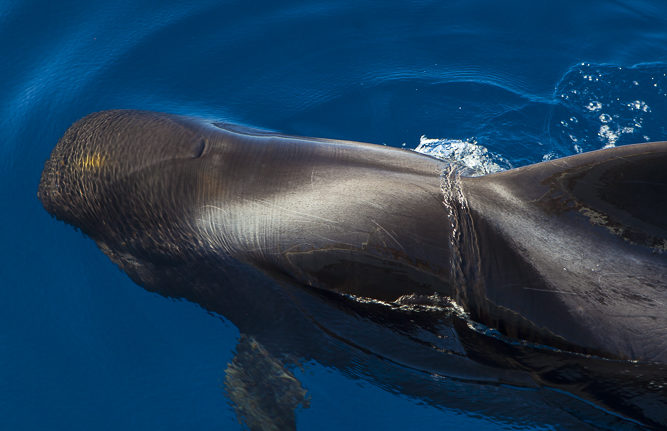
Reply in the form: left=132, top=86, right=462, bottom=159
left=2, top=0, right=667, bottom=429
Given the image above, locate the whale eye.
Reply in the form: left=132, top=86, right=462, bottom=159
left=193, top=139, right=207, bottom=159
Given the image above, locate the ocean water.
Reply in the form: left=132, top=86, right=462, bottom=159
left=2, top=0, right=666, bottom=429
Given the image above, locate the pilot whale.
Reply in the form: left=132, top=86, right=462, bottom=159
left=38, top=110, right=666, bottom=429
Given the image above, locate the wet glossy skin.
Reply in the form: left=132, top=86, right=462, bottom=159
left=38, top=110, right=452, bottom=301
left=458, top=143, right=667, bottom=362
left=38, top=110, right=667, bottom=428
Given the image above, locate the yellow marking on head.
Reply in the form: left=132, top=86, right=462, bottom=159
left=78, top=153, right=105, bottom=170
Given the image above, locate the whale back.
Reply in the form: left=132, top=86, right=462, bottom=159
left=459, top=141, right=667, bottom=362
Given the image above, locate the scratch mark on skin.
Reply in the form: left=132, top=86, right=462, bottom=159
left=522, top=287, right=580, bottom=295
left=196, top=206, right=236, bottom=256
left=370, top=218, right=406, bottom=252
left=247, top=199, right=341, bottom=225
left=202, top=201, right=340, bottom=226
left=311, top=233, right=359, bottom=248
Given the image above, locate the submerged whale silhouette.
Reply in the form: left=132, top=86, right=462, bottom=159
left=39, top=110, right=666, bottom=429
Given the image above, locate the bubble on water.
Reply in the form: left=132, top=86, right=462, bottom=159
left=597, top=125, right=637, bottom=147
left=627, top=100, right=650, bottom=112
left=552, top=62, right=667, bottom=152
left=586, top=101, right=602, bottom=111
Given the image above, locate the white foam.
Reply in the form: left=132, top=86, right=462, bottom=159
left=413, top=136, right=511, bottom=177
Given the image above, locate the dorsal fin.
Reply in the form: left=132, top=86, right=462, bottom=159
left=474, top=141, right=667, bottom=251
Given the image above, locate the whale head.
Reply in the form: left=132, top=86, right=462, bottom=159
left=38, top=109, right=452, bottom=300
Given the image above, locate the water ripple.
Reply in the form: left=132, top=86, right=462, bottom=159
left=1, top=1, right=219, bottom=159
